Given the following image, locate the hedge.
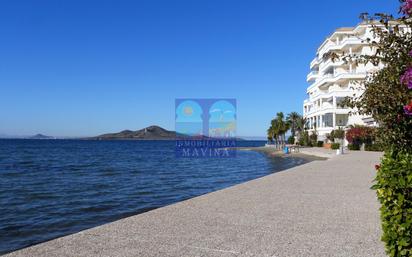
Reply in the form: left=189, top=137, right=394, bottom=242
left=365, top=143, right=384, bottom=152
left=331, top=143, right=340, bottom=150
left=348, top=143, right=361, bottom=151
left=372, top=151, right=412, bottom=257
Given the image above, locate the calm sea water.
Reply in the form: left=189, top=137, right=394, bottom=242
left=0, top=139, right=312, bottom=254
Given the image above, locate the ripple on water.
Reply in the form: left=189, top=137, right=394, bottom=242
left=0, top=139, right=310, bottom=254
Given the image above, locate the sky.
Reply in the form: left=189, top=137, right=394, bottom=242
left=0, top=0, right=400, bottom=137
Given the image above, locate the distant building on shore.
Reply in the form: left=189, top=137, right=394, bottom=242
left=303, top=22, right=380, bottom=141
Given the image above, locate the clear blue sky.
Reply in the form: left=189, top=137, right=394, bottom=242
left=0, top=0, right=399, bottom=137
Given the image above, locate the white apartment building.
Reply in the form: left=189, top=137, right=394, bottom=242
left=303, top=23, right=380, bottom=141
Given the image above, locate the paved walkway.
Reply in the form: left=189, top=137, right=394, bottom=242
left=4, top=152, right=386, bottom=257
left=298, top=147, right=341, bottom=158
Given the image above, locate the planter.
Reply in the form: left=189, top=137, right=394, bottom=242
left=323, top=143, right=332, bottom=149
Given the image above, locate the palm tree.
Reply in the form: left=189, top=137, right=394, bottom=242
left=271, top=118, right=279, bottom=146
left=295, top=116, right=307, bottom=140
left=275, top=112, right=289, bottom=148
left=267, top=119, right=277, bottom=144
left=286, top=112, right=301, bottom=138
left=283, top=122, right=290, bottom=143
left=267, top=112, right=292, bottom=148
left=267, top=127, right=273, bottom=143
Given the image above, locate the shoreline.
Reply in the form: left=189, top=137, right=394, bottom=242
left=235, top=145, right=330, bottom=161
left=4, top=151, right=385, bottom=257
left=0, top=141, right=322, bottom=255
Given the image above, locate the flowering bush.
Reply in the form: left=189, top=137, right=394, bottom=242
left=342, top=1, right=412, bottom=256
left=345, top=125, right=375, bottom=145
left=401, top=0, right=412, bottom=16
left=400, top=67, right=412, bottom=90
left=404, top=100, right=412, bottom=116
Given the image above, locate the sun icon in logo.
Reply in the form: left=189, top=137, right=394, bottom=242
left=183, top=106, right=193, bottom=116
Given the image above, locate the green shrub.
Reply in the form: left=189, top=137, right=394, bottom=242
left=309, top=132, right=318, bottom=146
left=287, top=136, right=295, bottom=145
left=316, top=141, right=324, bottom=147
left=301, top=131, right=310, bottom=146
left=331, top=143, right=340, bottom=150
left=325, top=133, right=334, bottom=143
left=331, top=128, right=345, bottom=141
left=348, top=143, right=361, bottom=151
left=372, top=151, right=412, bottom=257
left=365, top=143, right=384, bottom=152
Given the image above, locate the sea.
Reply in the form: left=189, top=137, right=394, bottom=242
left=0, top=139, right=314, bottom=254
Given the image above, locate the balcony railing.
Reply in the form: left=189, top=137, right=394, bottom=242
left=319, top=37, right=364, bottom=56
left=306, top=71, right=319, bottom=82
left=308, top=71, right=367, bottom=89
left=334, top=70, right=367, bottom=77
left=320, top=58, right=344, bottom=72
left=310, top=57, right=321, bottom=68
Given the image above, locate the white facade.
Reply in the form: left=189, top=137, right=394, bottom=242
left=303, top=23, right=380, bottom=141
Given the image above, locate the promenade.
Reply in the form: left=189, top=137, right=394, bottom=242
left=4, top=151, right=386, bottom=257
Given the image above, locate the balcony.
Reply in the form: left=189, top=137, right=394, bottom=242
left=318, top=40, right=336, bottom=55
left=319, top=37, right=365, bottom=57
left=308, top=71, right=367, bottom=91
left=319, top=59, right=344, bottom=73
left=321, top=102, right=334, bottom=109
left=310, top=57, right=320, bottom=69
left=340, top=37, right=364, bottom=49
left=303, top=95, right=352, bottom=116
left=305, top=113, right=349, bottom=130
left=306, top=71, right=319, bottom=82
left=334, top=70, right=366, bottom=77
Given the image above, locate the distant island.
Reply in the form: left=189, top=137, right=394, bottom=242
left=90, top=125, right=246, bottom=140
left=29, top=134, right=55, bottom=139
left=0, top=133, right=55, bottom=139
left=91, top=126, right=178, bottom=140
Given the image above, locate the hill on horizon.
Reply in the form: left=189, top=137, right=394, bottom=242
left=92, top=125, right=177, bottom=140
left=91, top=125, right=248, bottom=140
left=29, top=134, right=55, bottom=139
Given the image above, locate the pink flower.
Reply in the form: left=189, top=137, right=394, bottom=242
left=409, top=49, right=412, bottom=57
left=401, top=0, right=412, bottom=16
left=404, top=101, right=412, bottom=116
left=401, top=67, right=412, bottom=89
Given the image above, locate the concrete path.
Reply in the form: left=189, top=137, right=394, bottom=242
left=4, top=151, right=386, bottom=257
left=298, top=147, right=341, bottom=158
